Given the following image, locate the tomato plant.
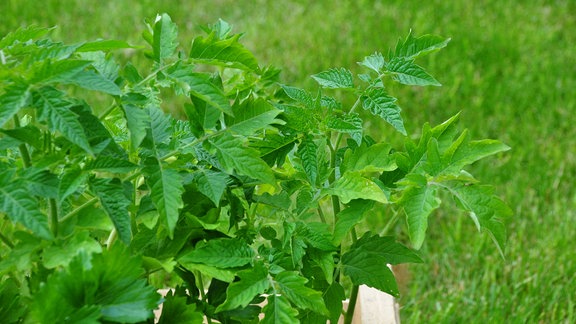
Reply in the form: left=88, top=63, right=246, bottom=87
left=0, top=14, right=511, bottom=323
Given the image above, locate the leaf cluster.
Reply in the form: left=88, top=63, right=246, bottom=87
left=0, top=15, right=510, bottom=323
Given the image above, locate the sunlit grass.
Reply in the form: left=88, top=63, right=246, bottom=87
left=2, top=0, right=575, bottom=321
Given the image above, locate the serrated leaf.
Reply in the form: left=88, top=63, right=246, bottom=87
left=145, top=162, right=184, bottom=238
left=216, top=262, right=270, bottom=312
left=30, top=246, right=160, bottom=323
left=0, top=124, right=43, bottom=150
left=152, top=13, right=178, bottom=62
left=297, top=134, right=319, bottom=186
left=166, top=63, right=233, bottom=116
left=326, top=113, right=362, bottom=145
left=210, top=132, right=275, bottom=184
left=190, top=33, right=259, bottom=71
left=0, top=174, right=52, bottom=240
left=262, top=295, right=299, bottom=324
left=58, top=168, right=88, bottom=202
left=324, top=282, right=345, bottom=323
left=90, top=177, right=131, bottom=245
left=444, top=130, right=511, bottom=173
left=30, top=59, right=91, bottom=84
left=42, top=231, right=102, bottom=269
left=226, top=97, right=282, bottom=135
left=275, top=271, right=328, bottom=315
left=333, top=200, right=374, bottom=245
left=341, top=142, right=396, bottom=174
left=179, top=238, right=255, bottom=268
left=326, top=171, right=387, bottom=204
left=122, top=104, right=150, bottom=151
left=280, top=85, right=314, bottom=107
left=22, top=167, right=59, bottom=199
left=351, top=233, right=423, bottom=265
left=86, top=155, right=138, bottom=173
left=297, top=222, right=336, bottom=252
left=64, top=69, right=121, bottom=95
left=33, top=88, right=93, bottom=154
left=361, top=87, right=406, bottom=135
left=0, top=25, right=53, bottom=48
left=393, top=31, right=450, bottom=59
left=399, top=182, right=441, bottom=249
left=157, top=291, right=204, bottom=324
left=341, top=250, right=399, bottom=297
left=0, top=82, right=31, bottom=128
left=77, top=39, right=136, bottom=52
left=193, top=169, right=229, bottom=206
left=311, top=68, right=354, bottom=89
left=180, top=263, right=236, bottom=283
left=359, top=52, right=385, bottom=73
left=256, top=133, right=297, bottom=167
left=386, top=57, right=441, bottom=86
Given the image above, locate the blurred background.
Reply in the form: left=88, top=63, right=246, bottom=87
left=2, top=0, right=575, bottom=322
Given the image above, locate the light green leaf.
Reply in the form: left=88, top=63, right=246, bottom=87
left=361, top=87, right=406, bottom=135
left=145, top=162, right=184, bottom=238
left=333, top=200, right=374, bottom=245
left=190, top=33, right=259, bottom=71
left=210, top=132, right=275, bottom=184
left=122, top=104, right=150, bottom=151
left=280, top=84, right=314, bottom=107
left=262, top=295, right=299, bottom=324
left=180, top=263, right=236, bottom=283
left=226, top=97, right=282, bottom=135
left=386, top=57, right=441, bottom=86
left=326, top=171, right=388, bottom=204
left=30, top=59, right=91, bottom=84
left=90, top=177, right=131, bottom=245
left=65, top=70, right=121, bottom=95
left=341, top=142, right=397, bottom=174
left=275, top=271, right=328, bottom=315
left=0, top=173, right=52, bottom=240
left=0, top=124, right=43, bottom=150
left=0, top=82, right=30, bottom=128
left=398, top=181, right=441, bottom=249
left=77, top=39, right=136, bottom=52
left=341, top=250, right=399, bottom=297
left=393, top=31, right=450, bottom=59
left=193, top=169, right=229, bottom=206
left=444, top=130, right=511, bottom=173
left=152, top=13, right=179, bottom=62
left=326, top=113, right=362, bottom=145
left=297, top=134, right=319, bottom=186
left=33, top=88, right=93, bottom=154
left=42, top=231, right=102, bottom=269
left=359, top=52, right=385, bottom=73
left=311, top=68, right=354, bottom=89
left=179, top=238, right=255, bottom=268
left=216, top=262, right=270, bottom=312
left=351, top=233, right=423, bottom=265
left=157, top=291, right=204, bottom=324
left=0, top=25, right=53, bottom=48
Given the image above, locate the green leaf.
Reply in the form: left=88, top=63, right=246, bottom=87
left=0, top=82, right=31, bottom=128
left=122, top=104, right=150, bottom=151
left=30, top=246, right=160, bottom=323
left=324, top=282, right=346, bottom=323
left=0, top=173, right=52, bottom=240
left=326, top=171, right=388, bottom=204
left=443, top=130, right=511, bottom=173
left=0, top=25, right=53, bottom=48
left=86, top=156, right=138, bottom=173
left=297, top=134, right=319, bottom=186
left=58, top=168, right=88, bottom=202
left=65, top=69, right=122, bottom=95
left=341, top=142, right=397, bottom=174
left=30, top=59, right=92, bottom=84
left=166, top=63, right=233, bottom=116
left=256, top=133, right=297, bottom=167
left=33, top=88, right=93, bottom=154
left=90, top=177, right=132, bottom=245
left=0, top=279, right=26, bottom=323
left=361, top=87, right=406, bottom=135
left=275, top=271, right=329, bottom=315
left=326, top=113, right=362, bottom=145
left=216, top=262, right=270, bottom=312
left=42, top=231, right=102, bottom=268
left=0, top=124, right=43, bottom=150
left=398, top=180, right=441, bottom=249
left=179, top=238, right=255, bottom=268
left=359, top=52, right=385, bottom=73
left=193, top=169, right=229, bottom=206
left=77, top=39, right=136, bottom=52
left=333, top=200, right=374, bottom=245
left=152, top=13, right=179, bottom=62
left=180, top=263, right=236, bottom=283
left=157, top=291, right=204, bottom=324
left=190, top=33, right=259, bottom=71
left=351, top=233, right=423, bottom=265
left=386, top=57, right=441, bottom=86
left=311, top=68, right=354, bottom=89
left=280, top=84, right=314, bottom=107
left=393, top=31, right=450, bottom=59
left=210, top=132, right=275, bottom=184
left=226, top=97, right=282, bottom=135
left=145, top=161, right=184, bottom=238
left=341, top=249, right=399, bottom=297
left=262, top=295, right=299, bottom=324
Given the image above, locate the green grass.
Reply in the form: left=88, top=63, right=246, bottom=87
left=2, top=0, right=575, bottom=322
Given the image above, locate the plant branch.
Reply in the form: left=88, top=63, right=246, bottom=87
left=13, top=116, right=32, bottom=168
left=344, top=285, right=360, bottom=324
left=49, top=198, right=58, bottom=237
left=106, top=229, right=117, bottom=249
left=59, top=197, right=99, bottom=223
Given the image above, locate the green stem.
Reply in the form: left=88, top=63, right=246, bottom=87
left=0, top=231, right=14, bottom=249
left=13, top=116, right=32, bottom=168
left=381, top=209, right=400, bottom=235
left=98, top=101, right=118, bottom=120
left=106, top=229, right=117, bottom=249
left=49, top=198, right=58, bottom=237
left=344, top=285, right=360, bottom=324
left=317, top=205, right=327, bottom=223
left=59, top=197, right=99, bottom=223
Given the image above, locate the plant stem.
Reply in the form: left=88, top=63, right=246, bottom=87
left=0, top=231, right=14, bottom=249
left=317, top=205, right=327, bottom=223
left=13, top=116, right=32, bottom=168
left=344, top=285, right=360, bottom=324
left=106, top=229, right=117, bottom=249
left=59, top=197, right=99, bottom=223
left=49, top=198, right=58, bottom=237
left=98, top=101, right=118, bottom=120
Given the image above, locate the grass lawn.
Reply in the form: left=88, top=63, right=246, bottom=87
left=2, top=0, right=575, bottom=322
